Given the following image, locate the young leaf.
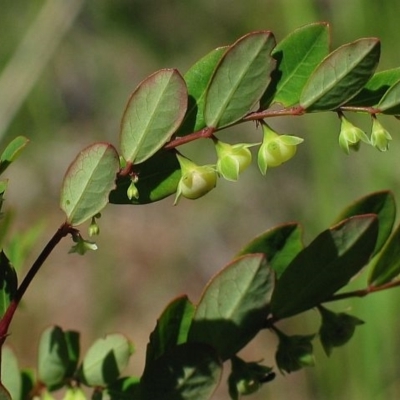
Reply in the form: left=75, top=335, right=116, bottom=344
left=109, top=150, right=181, bottom=205
left=38, top=326, right=70, bottom=389
left=188, top=254, right=273, bottom=360
left=333, top=190, right=395, bottom=256
left=271, top=215, right=378, bottom=320
left=261, top=22, right=330, bottom=108
left=120, top=69, right=187, bottom=164
left=345, top=67, right=400, bottom=107
left=1, top=346, right=21, bottom=400
left=146, top=295, right=195, bottom=365
left=204, top=31, right=276, bottom=128
left=64, top=330, right=80, bottom=378
left=0, top=136, right=29, bottom=176
left=0, top=251, right=17, bottom=318
left=176, top=47, right=227, bottom=136
left=300, top=38, right=380, bottom=111
left=236, top=223, right=304, bottom=278
left=369, top=222, right=400, bottom=286
left=60, top=143, right=120, bottom=226
left=140, top=343, right=222, bottom=400
left=79, top=333, right=134, bottom=386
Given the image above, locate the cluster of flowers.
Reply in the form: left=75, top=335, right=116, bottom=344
left=338, top=114, right=392, bottom=154
left=174, top=122, right=304, bottom=204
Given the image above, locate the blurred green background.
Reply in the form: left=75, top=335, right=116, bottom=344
left=2, top=1, right=400, bottom=399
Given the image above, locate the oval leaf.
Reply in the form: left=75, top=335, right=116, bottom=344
left=261, top=22, right=330, bottom=108
left=141, top=343, right=222, bottom=400
left=60, top=143, right=119, bottom=226
left=204, top=31, right=276, bottom=128
left=176, top=47, right=227, bottom=136
left=300, top=38, right=380, bottom=111
left=271, top=215, right=378, bottom=320
left=1, top=347, right=21, bottom=400
left=333, top=190, right=395, bottom=256
left=236, top=223, right=304, bottom=278
left=188, top=254, right=273, bottom=360
left=120, top=69, right=187, bottom=164
left=109, top=150, right=180, bottom=205
left=38, top=326, right=70, bottom=388
left=79, top=333, right=134, bottom=386
left=146, top=295, right=195, bottom=365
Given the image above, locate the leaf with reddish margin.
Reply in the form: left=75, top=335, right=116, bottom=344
left=60, top=143, right=120, bottom=226
left=120, top=69, right=188, bottom=164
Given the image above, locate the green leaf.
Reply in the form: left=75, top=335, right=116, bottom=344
left=346, top=67, right=400, bottom=107
left=38, top=326, right=70, bottom=389
left=1, top=347, right=21, bottom=400
left=188, top=254, right=273, bottom=360
left=261, top=22, right=330, bottom=108
left=146, top=295, right=195, bottom=365
left=275, top=330, right=315, bottom=374
left=176, top=47, right=227, bottom=136
left=271, top=215, right=378, bottom=320
left=120, top=69, right=187, bottom=164
left=236, top=223, right=304, bottom=278
left=318, top=306, right=364, bottom=356
left=64, top=330, right=80, bottom=378
left=79, top=333, right=134, bottom=386
left=140, top=343, right=222, bottom=400
left=0, top=136, right=29, bottom=176
left=20, top=370, right=35, bottom=400
left=204, top=31, right=276, bottom=128
left=60, top=143, right=120, bottom=226
left=105, top=377, right=141, bottom=400
left=377, top=79, right=400, bottom=114
left=109, top=150, right=181, bottom=205
left=0, top=251, right=17, bottom=318
left=300, top=38, right=380, bottom=111
left=333, top=190, right=395, bottom=256
left=369, top=222, right=400, bottom=286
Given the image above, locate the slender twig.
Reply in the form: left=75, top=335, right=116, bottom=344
left=325, top=279, right=400, bottom=303
left=0, top=222, right=74, bottom=343
left=164, top=127, right=216, bottom=150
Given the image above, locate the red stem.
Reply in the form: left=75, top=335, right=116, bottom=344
left=0, top=222, right=73, bottom=345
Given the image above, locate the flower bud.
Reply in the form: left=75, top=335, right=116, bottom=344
left=127, top=180, right=139, bottom=200
left=63, top=388, right=87, bottom=400
left=174, top=154, right=217, bottom=204
left=257, top=123, right=303, bottom=175
left=371, top=117, right=392, bottom=151
left=88, top=216, right=100, bottom=237
left=338, top=116, right=369, bottom=154
left=215, top=140, right=255, bottom=181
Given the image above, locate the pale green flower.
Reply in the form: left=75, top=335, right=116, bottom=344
left=371, top=117, right=392, bottom=151
left=215, top=140, right=256, bottom=181
left=338, top=116, right=369, bottom=154
left=258, top=123, right=303, bottom=175
left=174, top=154, right=217, bottom=204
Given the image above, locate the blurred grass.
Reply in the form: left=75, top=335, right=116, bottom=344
left=2, top=1, right=400, bottom=399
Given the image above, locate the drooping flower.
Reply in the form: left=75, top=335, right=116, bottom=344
left=371, top=117, right=392, bottom=151
left=174, top=154, right=217, bottom=204
left=257, top=123, right=303, bottom=175
left=338, top=115, right=369, bottom=154
left=215, top=140, right=256, bottom=181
